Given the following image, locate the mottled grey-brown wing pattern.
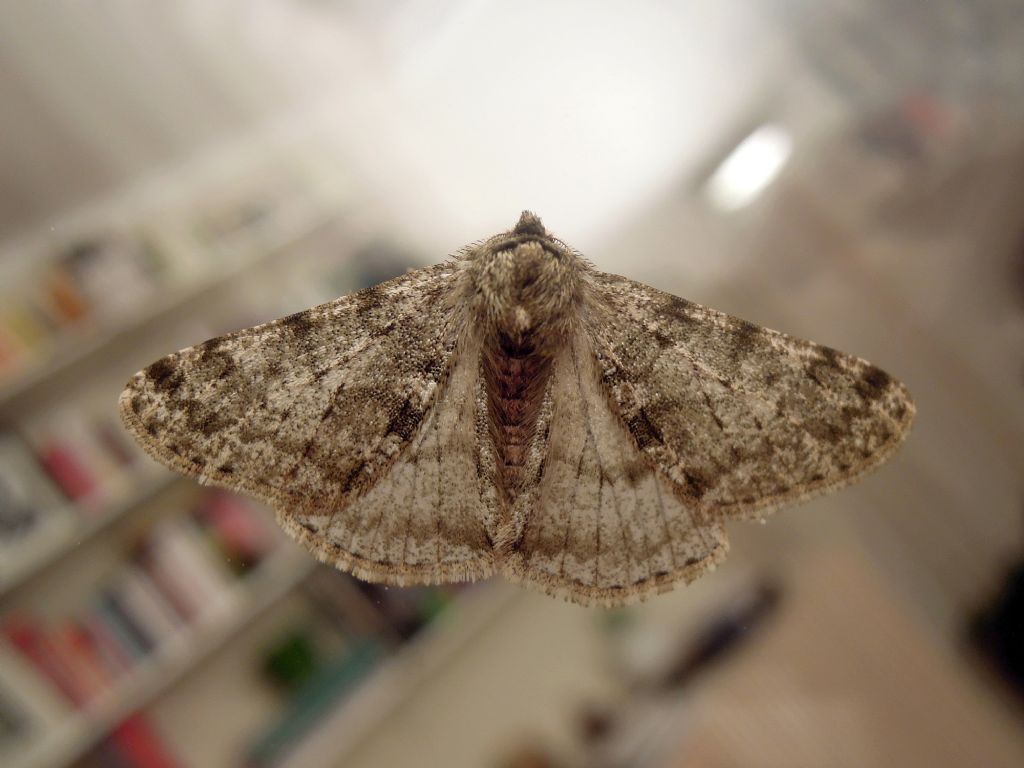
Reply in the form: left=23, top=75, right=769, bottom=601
left=502, top=335, right=727, bottom=606
left=121, top=261, right=494, bottom=581
left=119, top=211, right=916, bottom=608
left=587, top=272, right=915, bottom=520
left=282, top=339, right=495, bottom=584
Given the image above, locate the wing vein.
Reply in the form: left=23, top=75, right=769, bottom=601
left=573, top=342, right=636, bottom=588
left=435, top=407, right=443, bottom=567
left=558, top=445, right=586, bottom=584
left=402, top=443, right=420, bottom=567
left=363, top=462, right=398, bottom=561
left=631, top=480, right=654, bottom=583
left=652, top=477, right=679, bottom=570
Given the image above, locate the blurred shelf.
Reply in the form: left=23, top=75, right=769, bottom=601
left=0, top=206, right=336, bottom=415
left=0, top=472, right=180, bottom=599
left=9, top=548, right=315, bottom=768
left=280, top=581, right=522, bottom=768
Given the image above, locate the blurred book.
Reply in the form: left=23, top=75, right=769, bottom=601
left=193, top=491, right=277, bottom=576
left=135, top=518, right=231, bottom=623
left=109, top=566, right=186, bottom=648
left=78, top=610, right=136, bottom=680
left=25, top=406, right=123, bottom=510
left=21, top=391, right=154, bottom=515
left=0, top=489, right=282, bottom=715
left=50, top=620, right=116, bottom=702
left=0, top=643, right=71, bottom=763
left=0, top=231, right=158, bottom=387
left=0, top=300, right=54, bottom=378
left=93, top=589, right=155, bottom=664
left=83, top=713, right=181, bottom=768
left=52, top=232, right=164, bottom=322
left=2, top=615, right=95, bottom=708
left=0, top=430, right=74, bottom=586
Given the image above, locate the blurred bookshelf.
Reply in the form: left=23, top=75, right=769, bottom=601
left=0, top=96, right=508, bottom=768
left=0, top=471, right=178, bottom=598
left=277, top=583, right=521, bottom=768
left=0, top=203, right=333, bottom=415
left=8, top=548, right=315, bottom=768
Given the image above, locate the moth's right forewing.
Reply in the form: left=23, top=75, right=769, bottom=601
left=586, top=271, right=914, bottom=521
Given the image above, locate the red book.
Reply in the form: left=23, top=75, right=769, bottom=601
left=199, top=492, right=274, bottom=566
left=38, top=441, right=96, bottom=501
left=3, top=615, right=91, bottom=707
left=108, top=714, right=181, bottom=768
left=59, top=620, right=117, bottom=694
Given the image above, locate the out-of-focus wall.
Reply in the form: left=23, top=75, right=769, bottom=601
left=0, top=1, right=358, bottom=240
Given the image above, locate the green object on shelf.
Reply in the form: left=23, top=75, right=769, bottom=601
left=247, top=639, right=382, bottom=767
left=262, top=631, right=320, bottom=693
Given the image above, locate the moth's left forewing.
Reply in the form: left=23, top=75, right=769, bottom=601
left=121, top=260, right=497, bottom=584
left=585, top=271, right=915, bottom=521
left=121, top=263, right=459, bottom=500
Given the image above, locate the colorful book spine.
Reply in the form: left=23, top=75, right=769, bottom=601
left=142, top=519, right=234, bottom=620
left=79, top=612, right=136, bottom=678
left=53, top=621, right=113, bottom=701
left=2, top=616, right=90, bottom=707
left=113, top=567, right=185, bottom=644
left=97, top=590, right=155, bottom=657
left=104, top=713, right=181, bottom=768
left=36, top=441, right=96, bottom=503
left=134, top=548, right=199, bottom=624
left=88, top=596, right=148, bottom=669
left=196, top=492, right=274, bottom=573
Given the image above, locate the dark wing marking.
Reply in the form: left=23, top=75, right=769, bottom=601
left=121, top=261, right=494, bottom=582
left=502, top=335, right=727, bottom=607
left=587, top=271, right=915, bottom=521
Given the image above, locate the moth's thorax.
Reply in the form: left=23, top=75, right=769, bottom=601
left=470, top=238, right=582, bottom=347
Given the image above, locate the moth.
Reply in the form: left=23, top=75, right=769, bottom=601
left=120, top=211, right=914, bottom=607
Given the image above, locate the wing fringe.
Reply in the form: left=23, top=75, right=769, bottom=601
left=119, top=385, right=496, bottom=586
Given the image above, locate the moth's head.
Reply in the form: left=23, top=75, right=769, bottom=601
left=464, top=212, right=584, bottom=342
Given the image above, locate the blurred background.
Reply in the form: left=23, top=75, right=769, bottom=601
left=1, top=1, right=1023, bottom=767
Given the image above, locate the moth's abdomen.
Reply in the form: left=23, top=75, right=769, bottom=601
left=483, top=334, right=552, bottom=501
